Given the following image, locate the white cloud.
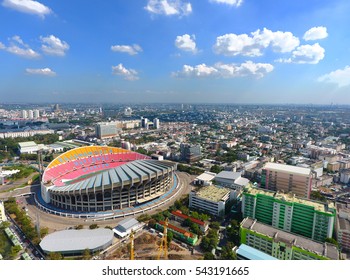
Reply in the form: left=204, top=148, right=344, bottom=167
left=112, top=64, right=139, bottom=81
left=111, top=44, right=142, bottom=55
left=303, top=26, right=328, bottom=41
left=214, top=28, right=300, bottom=57
left=2, top=0, right=51, bottom=18
left=278, top=43, right=325, bottom=64
left=175, top=34, right=197, bottom=53
left=318, top=66, right=350, bottom=87
left=209, top=0, right=243, bottom=7
left=1, top=35, right=40, bottom=58
left=173, top=61, right=273, bottom=78
left=25, top=68, right=56, bottom=76
left=145, top=0, right=192, bottom=17
left=40, top=35, right=69, bottom=56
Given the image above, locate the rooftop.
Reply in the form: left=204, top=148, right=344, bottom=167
left=194, top=185, right=231, bottom=202
left=236, top=244, right=278, bottom=260
left=241, top=218, right=339, bottom=260
left=215, top=171, right=241, bottom=181
left=244, top=185, right=334, bottom=213
left=264, top=162, right=311, bottom=176
left=39, top=228, right=113, bottom=253
left=195, top=171, right=216, bottom=182
left=337, top=204, right=350, bottom=232
left=18, top=141, right=38, bottom=148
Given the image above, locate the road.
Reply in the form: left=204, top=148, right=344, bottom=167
left=1, top=171, right=195, bottom=232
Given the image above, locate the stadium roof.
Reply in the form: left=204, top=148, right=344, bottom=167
left=50, top=159, right=175, bottom=192
left=39, top=228, right=113, bottom=253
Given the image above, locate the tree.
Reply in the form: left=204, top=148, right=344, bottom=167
left=40, top=227, right=49, bottom=238
left=210, top=222, right=220, bottom=231
left=47, top=252, right=63, bottom=260
left=0, top=221, right=11, bottom=229
left=89, top=224, right=99, bottom=229
left=82, top=248, right=91, bottom=260
left=203, top=252, right=215, bottom=260
left=167, top=231, right=174, bottom=246
left=210, top=165, right=222, bottom=174
left=75, top=225, right=84, bottom=230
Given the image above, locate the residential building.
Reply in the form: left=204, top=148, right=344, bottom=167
left=95, top=122, right=119, bottom=139
left=153, top=118, right=160, bottom=129
left=261, top=162, right=312, bottom=199
left=240, top=217, right=339, bottom=260
left=180, top=143, right=201, bottom=163
left=340, top=169, right=350, bottom=184
left=336, top=204, right=350, bottom=252
left=241, top=185, right=336, bottom=242
left=189, top=185, right=233, bottom=217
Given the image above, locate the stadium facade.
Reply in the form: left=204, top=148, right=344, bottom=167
left=41, top=146, right=176, bottom=212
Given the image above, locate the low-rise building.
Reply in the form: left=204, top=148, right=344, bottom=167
left=18, top=141, right=39, bottom=154
left=193, top=171, right=216, bottom=186
left=113, top=217, right=144, bottom=238
left=189, top=185, right=233, bottom=217
left=240, top=217, right=339, bottom=260
left=171, top=210, right=209, bottom=233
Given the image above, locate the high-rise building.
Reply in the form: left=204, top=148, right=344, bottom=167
left=141, top=117, right=148, bottom=129
left=95, top=122, right=119, bottom=139
left=21, top=110, right=28, bottom=119
left=33, top=109, right=40, bottom=119
left=180, top=143, right=201, bottom=163
left=153, top=118, right=160, bottom=129
left=240, top=217, right=339, bottom=260
left=28, top=110, right=34, bottom=119
left=241, top=185, right=336, bottom=242
left=261, top=162, right=313, bottom=199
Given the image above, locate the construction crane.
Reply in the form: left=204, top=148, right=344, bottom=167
left=157, top=218, right=168, bottom=260
left=130, top=230, right=135, bottom=260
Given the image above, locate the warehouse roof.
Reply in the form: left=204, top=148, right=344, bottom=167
left=39, top=228, right=113, bottom=253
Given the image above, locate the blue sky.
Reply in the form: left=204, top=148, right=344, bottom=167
left=1, top=0, right=350, bottom=104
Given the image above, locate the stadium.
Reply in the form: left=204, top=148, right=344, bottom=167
left=40, top=146, right=177, bottom=213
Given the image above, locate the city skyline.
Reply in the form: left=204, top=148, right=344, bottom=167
left=1, top=0, right=350, bottom=104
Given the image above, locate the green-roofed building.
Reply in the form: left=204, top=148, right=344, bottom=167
left=241, top=185, right=336, bottom=242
